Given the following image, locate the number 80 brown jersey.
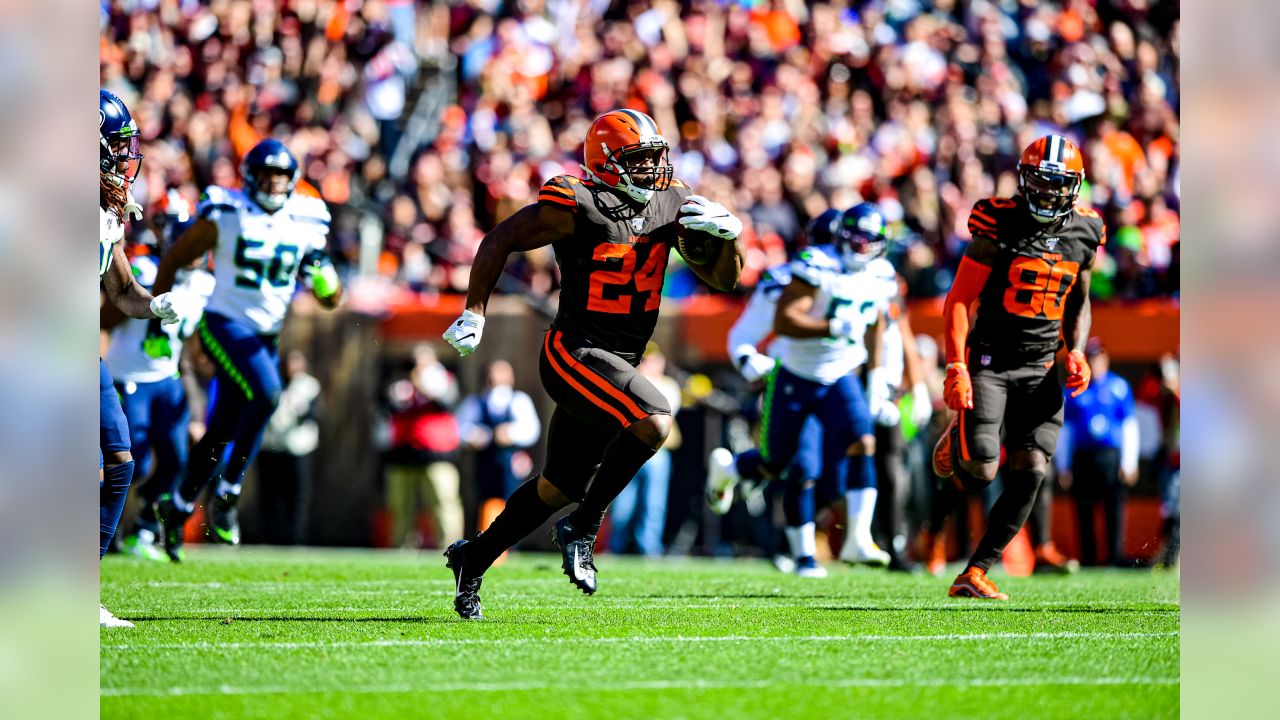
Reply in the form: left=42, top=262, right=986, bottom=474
left=538, top=174, right=693, bottom=360
left=965, top=195, right=1106, bottom=358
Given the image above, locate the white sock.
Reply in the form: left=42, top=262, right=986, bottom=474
left=846, top=488, right=879, bottom=545
left=784, top=522, right=818, bottom=559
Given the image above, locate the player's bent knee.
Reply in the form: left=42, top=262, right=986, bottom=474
left=536, top=475, right=575, bottom=508
left=104, top=450, right=133, bottom=467
left=846, top=435, right=876, bottom=457
left=958, top=459, right=999, bottom=487
left=1009, top=450, right=1049, bottom=474
left=627, top=414, right=671, bottom=451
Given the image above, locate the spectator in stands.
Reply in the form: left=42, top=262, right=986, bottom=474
left=609, top=343, right=682, bottom=557
left=1058, top=339, right=1139, bottom=567
left=100, top=0, right=1179, bottom=301
left=384, top=345, right=463, bottom=549
left=457, top=359, right=541, bottom=541
left=256, top=351, right=322, bottom=545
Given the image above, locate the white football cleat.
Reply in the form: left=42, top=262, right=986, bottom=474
left=100, top=605, right=134, bottom=628
left=705, top=447, right=739, bottom=515
left=794, top=556, right=829, bottom=578
left=839, top=540, right=891, bottom=567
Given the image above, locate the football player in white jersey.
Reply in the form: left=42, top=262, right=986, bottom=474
left=99, top=89, right=183, bottom=627
left=711, top=209, right=839, bottom=577
left=105, top=192, right=216, bottom=560
left=150, top=139, right=342, bottom=560
left=707, top=203, right=899, bottom=570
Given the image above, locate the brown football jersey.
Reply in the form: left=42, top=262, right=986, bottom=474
left=537, top=175, right=693, bottom=359
left=965, top=195, right=1106, bottom=357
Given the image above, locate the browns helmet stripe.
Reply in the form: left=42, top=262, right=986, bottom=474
left=618, top=109, right=657, bottom=137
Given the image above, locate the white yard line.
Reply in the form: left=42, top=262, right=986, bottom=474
left=103, top=630, right=1177, bottom=651
left=101, top=675, right=1179, bottom=697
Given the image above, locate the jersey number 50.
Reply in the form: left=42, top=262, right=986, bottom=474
left=1003, top=257, right=1079, bottom=320
left=235, top=236, right=300, bottom=289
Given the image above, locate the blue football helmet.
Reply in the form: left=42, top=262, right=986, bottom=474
left=100, top=89, right=142, bottom=186
left=832, top=202, right=889, bottom=271
left=241, top=138, right=300, bottom=212
left=800, top=208, right=841, bottom=257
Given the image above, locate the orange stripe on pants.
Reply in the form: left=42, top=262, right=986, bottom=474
left=551, top=331, right=649, bottom=422
left=543, top=332, right=631, bottom=427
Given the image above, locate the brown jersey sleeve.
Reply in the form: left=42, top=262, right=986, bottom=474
left=967, top=197, right=1004, bottom=242
left=538, top=175, right=580, bottom=211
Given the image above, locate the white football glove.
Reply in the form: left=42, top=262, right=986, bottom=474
left=678, top=195, right=742, bottom=241
left=909, top=380, right=933, bottom=428
left=443, top=309, right=485, bottom=357
left=736, top=350, right=777, bottom=384
left=867, top=367, right=901, bottom=427
left=149, top=292, right=183, bottom=326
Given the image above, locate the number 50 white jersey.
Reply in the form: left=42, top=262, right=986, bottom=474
left=198, top=186, right=331, bottom=335
left=780, top=246, right=898, bottom=385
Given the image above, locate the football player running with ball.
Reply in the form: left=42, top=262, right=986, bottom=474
left=99, top=89, right=185, bottom=627
left=441, top=109, right=744, bottom=619
left=934, top=135, right=1104, bottom=600
left=151, top=139, right=343, bottom=560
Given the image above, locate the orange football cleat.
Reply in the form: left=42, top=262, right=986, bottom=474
left=948, top=566, right=1009, bottom=600
left=917, top=529, right=948, bottom=577
left=1033, top=542, right=1080, bottom=575
left=932, top=416, right=956, bottom=478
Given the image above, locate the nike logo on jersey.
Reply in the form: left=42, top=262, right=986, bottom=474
left=457, top=333, right=475, bottom=341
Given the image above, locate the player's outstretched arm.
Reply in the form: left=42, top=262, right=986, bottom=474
left=444, top=202, right=573, bottom=357
left=101, top=240, right=156, bottom=320
left=772, top=279, right=830, bottom=339
left=153, top=218, right=218, bottom=297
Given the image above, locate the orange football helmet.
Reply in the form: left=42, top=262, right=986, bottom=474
left=1018, top=135, right=1085, bottom=223
left=581, top=109, right=673, bottom=204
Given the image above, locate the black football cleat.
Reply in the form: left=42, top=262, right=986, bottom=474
left=444, top=540, right=484, bottom=620
left=208, top=493, right=241, bottom=546
left=156, top=494, right=190, bottom=563
left=551, top=516, right=598, bottom=595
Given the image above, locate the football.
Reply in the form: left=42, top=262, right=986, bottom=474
left=676, top=223, right=722, bottom=265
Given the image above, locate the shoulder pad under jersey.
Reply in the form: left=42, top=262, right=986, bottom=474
left=967, top=196, right=1020, bottom=243
left=537, top=174, right=585, bottom=211
left=1074, top=205, right=1108, bottom=247
left=197, top=185, right=241, bottom=220
left=286, top=194, right=332, bottom=229
left=790, top=245, right=841, bottom=286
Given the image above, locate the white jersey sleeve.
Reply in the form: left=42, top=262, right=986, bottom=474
left=728, top=263, right=792, bottom=371
left=778, top=246, right=883, bottom=384
left=106, top=259, right=216, bottom=384
left=201, top=188, right=331, bottom=334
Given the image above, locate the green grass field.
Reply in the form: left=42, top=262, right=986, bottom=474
left=100, top=547, right=1179, bottom=719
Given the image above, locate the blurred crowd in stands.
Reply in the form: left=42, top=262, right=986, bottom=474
left=101, top=0, right=1179, bottom=301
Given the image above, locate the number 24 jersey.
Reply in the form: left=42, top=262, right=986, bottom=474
left=197, top=186, right=331, bottom=334
left=965, top=195, right=1106, bottom=357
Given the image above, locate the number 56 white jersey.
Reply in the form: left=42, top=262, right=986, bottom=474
left=780, top=247, right=898, bottom=385
left=198, top=186, right=331, bottom=335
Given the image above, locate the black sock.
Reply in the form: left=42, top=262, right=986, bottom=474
left=100, top=461, right=134, bottom=559
left=177, top=437, right=228, bottom=509
left=468, top=478, right=556, bottom=573
left=968, top=467, right=1044, bottom=572
left=929, top=479, right=962, bottom=533
left=1028, top=480, right=1053, bottom=548
left=569, top=431, right=657, bottom=536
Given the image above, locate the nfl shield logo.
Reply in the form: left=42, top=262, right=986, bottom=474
left=980, top=354, right=992, bottom=366
left=1045, top=237, right=1059, bottom=250
left=631, top=216, right=645, bottom=232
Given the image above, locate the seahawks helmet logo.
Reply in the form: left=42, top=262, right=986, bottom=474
left=99, top=109, right=105, bottom=127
